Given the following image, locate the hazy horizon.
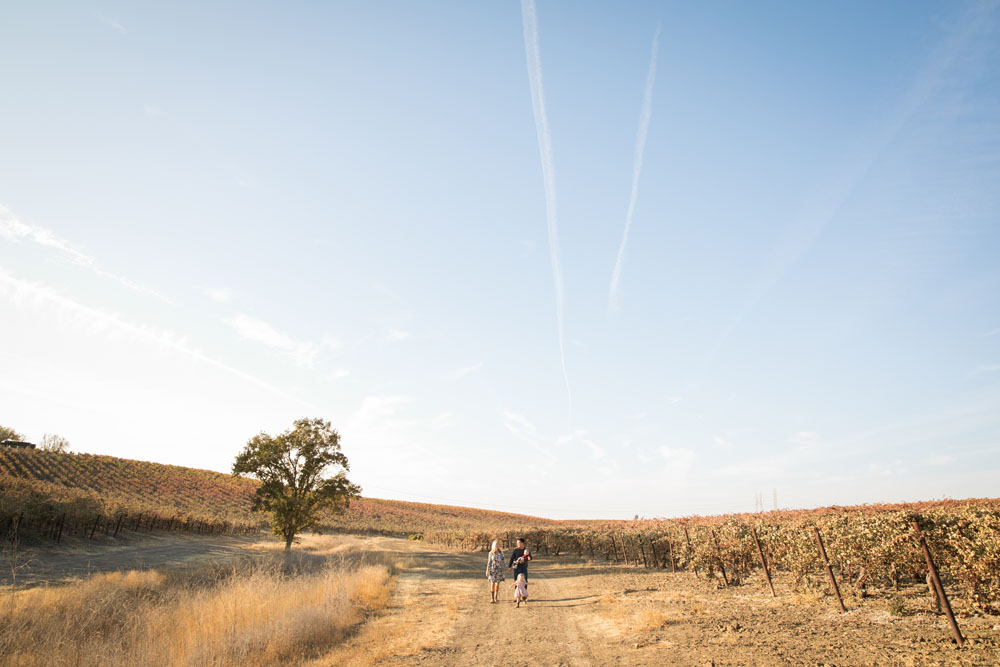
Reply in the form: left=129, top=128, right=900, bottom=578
left=2, top=1, right=999, bottom=519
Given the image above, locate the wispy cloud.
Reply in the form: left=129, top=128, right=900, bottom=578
left=329, top=368, right=350, bottom=380
left=658, top=446, right=695, bottom=481
left=142, top=105, right=165, bottom=118
left=555, top=428, right=604, bottom=460
left=503, top=410, right=559, bottom=464
left=556, top=428, right=587, bottom=445
left=503, top=411, right=539, bottom=441
left=349, top=396, right=451, bottom=438
left=970, top=364, right=1000, bottom=375
left=351, top=395, right=414, bottom=430
left=447, top=363, right=482, bottom=381
left=204, top=286, right=233, bottom=303
left=385, top=328, right=410, bottom=343
left=0, top=267, right=312, bottom=407
left=609, top=23, right=661, bottom=311
left=0, top=205, right=169, bottom=301
left=521, top=0, right=571, bottom=413
left=224, top=313, right=319, bottom=368
left=787, top=431, right=821, bottom=446
left=99, top=16, right=127, bottom=33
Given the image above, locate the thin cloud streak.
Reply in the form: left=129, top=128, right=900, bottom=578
left=204, top=286, right=233, bottom=303
left=0, top=205, right=170, bottom=302
left=224, top=313, right=319, bottom=368
left=385, top=328, right=410, bottom=342
left=99, top=16, right=127, bottom=33
left=521, top=0, right=571, bottom=413
left=0, top=267, right=315, bottom=409
left=447, top=363, right=482, bottom=381
left=610, top=23, right=661, bottom=311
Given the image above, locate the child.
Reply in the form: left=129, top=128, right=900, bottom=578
left=513, top=572, right=528, bottom=607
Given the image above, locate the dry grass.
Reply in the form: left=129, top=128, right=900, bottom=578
left=0, top=537, right=396, bottom=666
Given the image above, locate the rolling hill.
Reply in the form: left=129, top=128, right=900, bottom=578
left=0, top=446, right=555, bottom=536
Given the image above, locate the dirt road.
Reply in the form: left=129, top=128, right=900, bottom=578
left=320, top=537, right=1000, bottom=667
left=316, top=537, right=619, bottom=666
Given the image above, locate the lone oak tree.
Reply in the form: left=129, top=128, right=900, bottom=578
left=232, top=418, right=360, bottom=550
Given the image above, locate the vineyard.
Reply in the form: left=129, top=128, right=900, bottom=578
left=4, top=446, right=998, bottom=635
left=0, top=447, right=261, bottom=521
left=322, top=496, right=561, bottom=536
left=0, top=447, right=266, bottom=542
left=422, top=499, right=1000, bottom=635
left=0, top=447, right=555, bottom=544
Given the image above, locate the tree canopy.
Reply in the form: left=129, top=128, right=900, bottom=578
left=0, top=425, right=25, bottom=443
left=232, top=417, right=361, bottom=550
left=40, top=434, right=70, bottom=453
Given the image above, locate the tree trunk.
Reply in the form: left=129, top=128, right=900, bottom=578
left=285, top=533, right=294, bottom=551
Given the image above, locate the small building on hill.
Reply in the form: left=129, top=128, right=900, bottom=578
left=0, top=440, right=36, bottom=449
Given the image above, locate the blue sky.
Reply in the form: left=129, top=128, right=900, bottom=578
left=1, top=1, right=998, bottom=518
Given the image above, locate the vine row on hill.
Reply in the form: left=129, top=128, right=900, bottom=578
left=421, top=501, right=1000, bottom=615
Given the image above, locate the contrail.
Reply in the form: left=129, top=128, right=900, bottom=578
left=609, top=24, right=661, bottom=311
left=521, top=0, right=571, bottom=411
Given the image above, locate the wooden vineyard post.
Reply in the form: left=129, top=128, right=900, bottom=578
left=55, top=513, right=66, bottom=543
left=620, top=533, right=631, bottom=566
left=751, top=527, right=776, bottom=597
left=89, top=516, right=100, bottom=539
left=912, top=519, right=963, bottom=647
left=710, top=529, right=729, bottom=587
left=667, top=538, right=676, bottom=572
left=113, top=514, right=125, bottom=538
left=637, top=537, right=648, bottom=568
left=650, top=539, right=660, bottom=568
left=812, top=526, right=846, bottom=613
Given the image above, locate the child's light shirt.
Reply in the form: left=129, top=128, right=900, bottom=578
left=514, top=579, right=528, bottom=599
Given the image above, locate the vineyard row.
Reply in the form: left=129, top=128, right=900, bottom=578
left=420, top=504, right=1000, bottom=620
left=4, top=509, right=262, bottom=545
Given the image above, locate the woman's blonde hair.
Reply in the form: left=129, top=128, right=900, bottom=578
left=490, top=540, right=499, bottom=553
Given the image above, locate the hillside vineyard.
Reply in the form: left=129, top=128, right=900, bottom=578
left=1, top=447, right=998, bottom=620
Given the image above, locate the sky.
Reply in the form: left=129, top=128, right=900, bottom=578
left=1, top=1, right=999, bottom=519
